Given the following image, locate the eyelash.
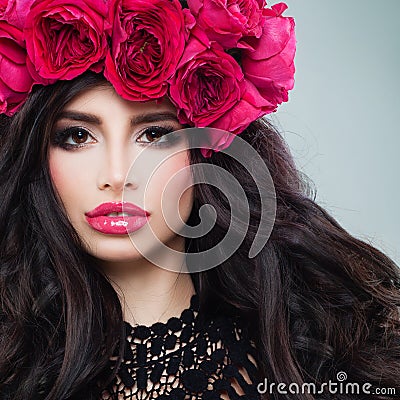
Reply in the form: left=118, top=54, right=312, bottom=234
left=51, top=125, right=180, bottom=150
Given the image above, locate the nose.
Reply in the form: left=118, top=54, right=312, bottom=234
left=97, top=143, right=136, bottom=192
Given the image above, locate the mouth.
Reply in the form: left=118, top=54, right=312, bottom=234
left=105, top=212, right=133, bottom=217
left=85, top=202, right=150, bottom=235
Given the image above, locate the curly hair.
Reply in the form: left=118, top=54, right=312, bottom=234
left=0, top=72, right=399, bottom=399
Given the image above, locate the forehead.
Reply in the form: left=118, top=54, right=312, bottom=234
left=63, top=83, right=178, bottom=116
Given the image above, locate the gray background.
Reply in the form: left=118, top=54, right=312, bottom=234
left=270, top=0, right=399, bottom=265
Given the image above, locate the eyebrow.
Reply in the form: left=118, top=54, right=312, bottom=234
left=56, top=110, right=180, bottom=126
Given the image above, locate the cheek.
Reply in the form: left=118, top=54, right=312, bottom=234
left=48, top=149, right=88, bottom=215
left=48, top=158, right=65, bottom=193
left=146, top=153, right=193, bottom=227
left=48, top=150, right=68, bottom=195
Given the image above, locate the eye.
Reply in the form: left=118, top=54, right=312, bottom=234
left=136, top=125, right=179, bottom=147
left=52, top=126, right=97, bottom=149
left=64, top=127, right=95, bottom=145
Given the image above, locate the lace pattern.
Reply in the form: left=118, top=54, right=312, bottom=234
left=101, top=293, right=261, bottom=399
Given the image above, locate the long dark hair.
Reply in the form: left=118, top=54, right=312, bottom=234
left=0, top=72, right=399, bottom=399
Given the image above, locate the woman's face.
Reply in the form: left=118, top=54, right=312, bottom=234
left=48, top=83, right=193, bottom=263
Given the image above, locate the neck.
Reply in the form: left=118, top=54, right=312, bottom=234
left=99, top=238, right=196, bottom=327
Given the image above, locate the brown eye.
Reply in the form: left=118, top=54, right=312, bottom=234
left=137, top=126, right=175, bottom=145
left=144, top=130, right=164, bottom=142
left=52, top=126, right=97, bottom=150
left=70, top=128, right=89, bottom=144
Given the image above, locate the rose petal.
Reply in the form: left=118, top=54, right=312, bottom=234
left=104, top=0, right=186, bottom=101
left=24, top=0, right=109, bottom=80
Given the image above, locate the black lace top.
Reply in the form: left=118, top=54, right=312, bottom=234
left=101, top=293, right=262, bottom=399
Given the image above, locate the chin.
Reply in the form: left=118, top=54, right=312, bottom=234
left=81, top=226, right=185, bottom=264
left=95, top=250, right=143, bottom=263
left=85, top=235, right=144, bottom=262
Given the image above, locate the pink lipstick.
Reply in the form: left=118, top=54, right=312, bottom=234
left=85, top=201, right=150, bottom=235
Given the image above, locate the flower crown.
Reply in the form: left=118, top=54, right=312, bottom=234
left=0, top=0, right=295, bottom=157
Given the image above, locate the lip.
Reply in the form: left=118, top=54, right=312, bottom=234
left=85, top=201, right=150, bottom=235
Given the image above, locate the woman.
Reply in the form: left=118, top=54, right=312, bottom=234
left=0, top=1, right=399, bottom=399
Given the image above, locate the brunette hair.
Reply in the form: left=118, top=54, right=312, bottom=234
left=0, top=72, right=399, bottom=400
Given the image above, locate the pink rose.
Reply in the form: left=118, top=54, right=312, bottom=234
left=24, top=0, right=110, bottom=81
left=241, top=2, right=296, bottom=106
left=0, top=0, right=36, bottom=29
left=197, top=79, right=275, bottom=157
left=104, top=0, right=186, bottom=101
left=0, top=20, right=34, bottom=116
left=169, top=34, right=243, bottom=128
left=168, top=29, right=274, bottom=158
left=0, top=1, right=7, bottom=16
left=187, top=0, right=263, bottom=49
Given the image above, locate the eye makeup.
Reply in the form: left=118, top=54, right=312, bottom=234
left=51, top=124, right=184, bottom=151
left=135, top=125, right=184, bottom=148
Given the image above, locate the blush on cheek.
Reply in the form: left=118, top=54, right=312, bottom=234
left=48, top=153, right=60, bottom=186
left=48, top=152, right=67, bottom=193
left=153, top=156, right=192, bottom=199
left=48, top=165, right=60, bottom=187
left=48, top=148, right=83, bottom=191
left=48, top=151, right=76, bottom=200
left=161, top=168, right=193, bottom=224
